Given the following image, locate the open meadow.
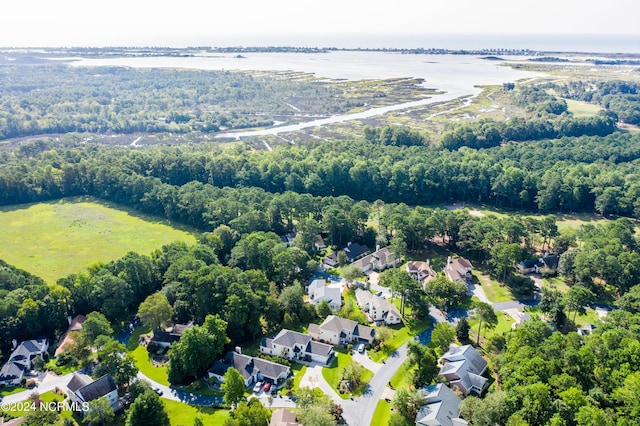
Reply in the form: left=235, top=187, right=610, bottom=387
left=0, top=197, right=196, bottom=283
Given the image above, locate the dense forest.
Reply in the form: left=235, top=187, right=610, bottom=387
left=0, top=64, right=367, bottom=139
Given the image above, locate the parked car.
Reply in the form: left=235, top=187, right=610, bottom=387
left=253, top=381, right=264, bottom=393
left=357, top=343, right=365, bottom=354
left=153, top=387, right=163, bottom=396
left=263, top=382, right=271, bottom=392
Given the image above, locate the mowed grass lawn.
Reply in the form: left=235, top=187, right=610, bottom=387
left=128, top=325, right=171, bottom=386
left=0, top=390, right=77, bottom=421
left=0, top=196, right=196, bottom=282
left=322, top=349, right=373, bottom=399
left=163, top=399, right=230, bottom=426
left=371, top=400, right=392, bottom=426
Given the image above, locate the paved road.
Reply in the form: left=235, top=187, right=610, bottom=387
left=2, top=373, right=74, bottom=404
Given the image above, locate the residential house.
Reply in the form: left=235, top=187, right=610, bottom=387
left=577, top=323, right=596, bottom=336
left=344, top=242, right=370, bottom=262
left=352, top=246, right=400, bottom=273
left=516, top=253, right=559, bottom=274
left=307, top=315, right=375, bottom=346
left=444, top=257, right=473, bottom=284
left=280, top=232, right=297, bottom=247
left=314, top=235, right=326, bottom=251
left=67, top=373, right=118, bottom=410
left=438, top=345, right=488, bottom=396
left=270, top=408, right=300, bottom=426
left=322, top=253, right=339, bottom=268
left=415, top=383, right=468, bottom=426
left=208, top=349, right=291, bottom=387
left=307, top=279, right=342, bottom=311
left=260, top=329, right=334, bottom=365
left=150, top=322, right=193, bottom=348
left=55, top=314, right=87, bottom=357
left=406, top=260, right=437, bottom=289
left=355, top=289, right=402, bottom=325
left=0, top=338, right=49, bottom=386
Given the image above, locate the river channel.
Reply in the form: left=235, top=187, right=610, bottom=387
left=70, top=51, right=543, bottom=138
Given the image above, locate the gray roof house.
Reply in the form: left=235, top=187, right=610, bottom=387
left=352, top=246, right=399, bottom=273
left=344, top=242, right=370, bottom=262
left=416, top=383, right=468, bottom=426
left=261, top=329, right=334, bottom=365
left=67, top=373, right=119, bottom=411
left=0, top=338, right=49, bottom=386
left=307, top=315, right=375, bottom=346
left=355, top=289, right=402, bottom=325
left=438, top=345, right=488, bottom=396
left=209, top=349, right=291, bottom=387
left=151, top=322, right=193, bottom=348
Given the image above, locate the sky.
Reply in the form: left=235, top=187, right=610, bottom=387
left=1, top=0, right=639, bottom=48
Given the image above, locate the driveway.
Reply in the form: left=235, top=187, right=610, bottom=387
left=351, top=350, right=382, bottom=374
left=2, top=372, right=74, bottom=404
left=136, top=372, right=222, bottom=406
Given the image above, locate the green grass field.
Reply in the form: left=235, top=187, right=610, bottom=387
left=322, top=350, right=373, bottom=399
left=0, top=390, right=77, bottom=421
left=369, top=317, right=430, bottom=363
left=389, top=359, right=416, bottom=390
left=0, top=196, right=196, bottom=283
left=474, top=273, right=514, bottom=303
left=162, top=399, right=230, bottom=425
left=128, top=324, right=171, bottom=386
left=371, top=400, right=392, bottom=426
left=564, top=99, right=603, bottom=117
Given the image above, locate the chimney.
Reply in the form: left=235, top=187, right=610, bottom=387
left=447, top=256, right=452, bottom=264
left=12, top=339, right=17, bottom=349
left=376, top=244, right=380, bottom=252
left=235, top=346, right=242, bottom=354
left=68, top=316, right=73, bottom=325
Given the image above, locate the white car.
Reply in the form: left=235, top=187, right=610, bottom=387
left=253, top=381, right=264, bottom=393
left=357, top=343, right=365, bottom=354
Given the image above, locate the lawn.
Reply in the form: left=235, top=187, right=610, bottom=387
left=474, top=273, right=514, bottom=303
left=0, top=196, right=196, bottom=283
left=369, top=317, right=431, bottom=363
left=162, top=399, right=230, bottom=426
left=322, top=350, right=373, bottom=399
left=371, top=400, right=392, bottom=426
left=0, top=390, right=76, bottom=421
left=389, top=359, right=416, bottom=390
left=573, top=308, right=601, bottom=327
left=564, top=98, right=603, bottom=117
left=131, top=346, right=170, bottom=386
left=468, top=312, right=515, bottom=339
left=0, top=386, right=27, bottom=397
left=291, top=362, right=308, bottom=392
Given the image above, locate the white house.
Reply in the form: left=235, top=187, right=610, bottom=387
left=416, top=383, right=468, bottom=426
left=260, top=329, right=334, bottom=365
left=0, top=338, right=49, bottom=386
left=307, top=315, right=375, bottom=346
left=67, top=373, right=118, bottom=410
left=307, top=279, right=342, bottom=311
left=355, top=289, right=402, bottom=325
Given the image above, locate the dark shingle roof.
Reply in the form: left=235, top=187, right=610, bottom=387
left=0, top=362, right=24, bottom=381
left=77, top=374, right=117, bottom=402
left=67, top=373, right=93, bottom=393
